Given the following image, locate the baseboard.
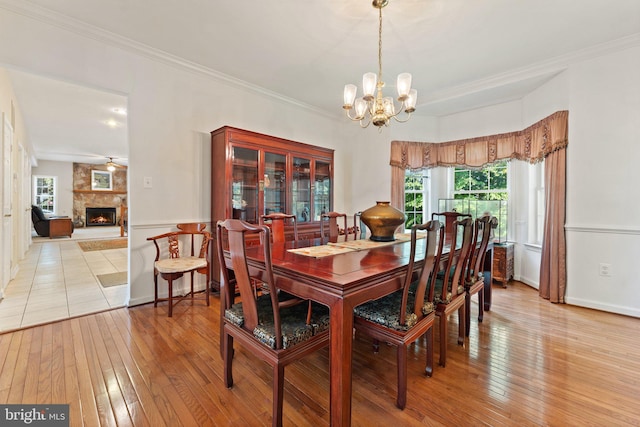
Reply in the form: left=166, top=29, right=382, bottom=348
left=517, top=275, right=539, bottom=290
left=565, top=297, right=640, bottom=318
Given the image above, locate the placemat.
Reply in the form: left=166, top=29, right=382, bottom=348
left=287, top=245, right=356, bottom=258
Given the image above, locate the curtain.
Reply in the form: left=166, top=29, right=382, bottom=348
left=389, top=110, right=568, bottom=302
left=538, top=148, right=566, bottom=302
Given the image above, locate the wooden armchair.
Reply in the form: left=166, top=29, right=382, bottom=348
left=259, top=213, right=298, bottom=243
left=216, top=219, right=330, bottom=427
left=432, top=216, right=474, bottom=367
left=464, top=215, right=497, bottom=336
left=147, top=223, right=211, bottom=317
left=353, top=220, right=442, bottom=409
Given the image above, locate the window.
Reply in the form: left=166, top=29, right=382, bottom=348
left=453, top=160, right=508, bottom=200
left=404, top=169, right=429, bottom=229
left=452, top=161, right=509, bottom=242
left=528, top=161, right=545, bottom=245
left=33, top=176, right=56, bottom=213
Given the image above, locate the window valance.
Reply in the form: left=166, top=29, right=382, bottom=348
left=390, top=110, right=568, bottom=169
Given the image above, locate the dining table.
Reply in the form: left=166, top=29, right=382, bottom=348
left=219, top=234, right=493, bottom=426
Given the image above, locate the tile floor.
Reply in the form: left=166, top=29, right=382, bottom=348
left=0, top=226, right=128, bottom=332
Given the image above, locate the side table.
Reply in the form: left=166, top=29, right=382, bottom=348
left=492, top=242, right=514, bottom=287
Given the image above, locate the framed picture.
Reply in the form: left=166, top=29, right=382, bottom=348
left=91, top=170, right=112, bottom=191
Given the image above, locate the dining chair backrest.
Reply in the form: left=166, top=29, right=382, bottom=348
left=403, top=220, right=441, bottom=323
left=465, top=215, right=498, bottom=284
left=431, top=211, right=472, bottom=245
left=320, top=211, right=349, bottom=243
left=353, top=212, right=367, bottom=240
left=438, top=217, right=474, bottom=301
left=259, top=213, right=298, bottom=243
left=216, top=219, right=280, bottom=336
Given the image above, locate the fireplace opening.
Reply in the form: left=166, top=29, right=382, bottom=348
left=86, top=207, right=117, bottom=226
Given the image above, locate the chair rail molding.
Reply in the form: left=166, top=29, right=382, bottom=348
left=564, top=224, right=640, bottom=235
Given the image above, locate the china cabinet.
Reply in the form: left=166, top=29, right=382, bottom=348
left=210, top=126, right=334, bottom=287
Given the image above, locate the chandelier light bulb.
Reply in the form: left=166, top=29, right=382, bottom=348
left=362, top=73, right=377, bottom=101
left=354, top=98, right=368, bottom=119
left=396, top=73, right=412, bottom=100
left=405, top=89, right=418, bottom=112
left=343, top=84, right=357, bottom=107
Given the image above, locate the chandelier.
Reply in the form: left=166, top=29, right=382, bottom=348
left=342, top=0, right=417, bottom=129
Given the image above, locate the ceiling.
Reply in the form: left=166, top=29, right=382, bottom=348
left=4, top=0, right=640, bottom=164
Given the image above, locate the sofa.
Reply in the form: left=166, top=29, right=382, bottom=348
left=31, top=205, right=74, bottom=238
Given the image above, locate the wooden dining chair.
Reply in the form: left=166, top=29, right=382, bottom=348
left=320, top=211, right=349, bottom=243
left=353, top=220, right=442, bottom=409
left=353, top=211, right=367, bottom=240
left=432, top=216, right=474, bottom=367
left=464, top=215, right=498, bottom=336
left=216, top=219, right=330, bottom=427
left=147, top=224, right=211, bottom=317
left=431, top=211, right=472, bottom=245
left=259, top=213, right=298, bottom=243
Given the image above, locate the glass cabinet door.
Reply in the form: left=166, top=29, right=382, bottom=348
left=231, top=146, right=259, bottom=223
left=263, top=151, right=286, bottom=215
left=292, top=157, right=311, bottom=223
left=314, top=160, right=331, bottom=221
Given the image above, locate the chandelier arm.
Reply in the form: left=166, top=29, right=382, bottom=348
left=391, top=112, right=413, bottom=124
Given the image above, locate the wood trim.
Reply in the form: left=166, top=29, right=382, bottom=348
left=73, top=190, right=127, bottom=195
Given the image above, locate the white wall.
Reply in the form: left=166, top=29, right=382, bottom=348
left=430, top=45, right=640, bottom=317
left=562, top=46, right=640, bottom=317
left=0, top=6, right=638, bottom=317
left=31, top=160, right=73, bottom=217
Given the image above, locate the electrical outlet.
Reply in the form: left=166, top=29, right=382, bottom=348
left=599, top=263, right=611, bottom=277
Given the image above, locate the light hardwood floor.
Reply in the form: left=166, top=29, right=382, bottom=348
left=0, top=281, right=638, bottom=426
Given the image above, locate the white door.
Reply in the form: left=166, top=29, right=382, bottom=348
left=1, top=114, right=13, bottom=295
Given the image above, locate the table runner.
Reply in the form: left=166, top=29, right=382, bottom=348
left=288, top=233, right=422, bottom=258
left=287, top=245, right=356, bottom=258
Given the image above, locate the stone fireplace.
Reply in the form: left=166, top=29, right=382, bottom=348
left=73, top=163, right=127, bottom=227
left=86, top=207, right=117, bottom=226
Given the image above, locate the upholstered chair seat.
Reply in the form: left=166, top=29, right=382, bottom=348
left=225, top=295, right=330, bottom=349
left=354, top=287, right=434, bottom=331
left=155, top=257, right=208, bottom=274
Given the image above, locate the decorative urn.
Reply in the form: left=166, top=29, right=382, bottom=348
left=360, top=201, right=406, bottom=242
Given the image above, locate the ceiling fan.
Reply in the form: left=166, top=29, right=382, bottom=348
left=105, top=157, right=125, bottom=171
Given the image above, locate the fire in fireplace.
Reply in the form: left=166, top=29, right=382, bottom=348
left=86, top=207, right=117, bottom=226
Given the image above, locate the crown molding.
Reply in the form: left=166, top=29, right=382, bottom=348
left=0, top=0, right=331, bottom=118
left=422, top=33, right=640, bottom=107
